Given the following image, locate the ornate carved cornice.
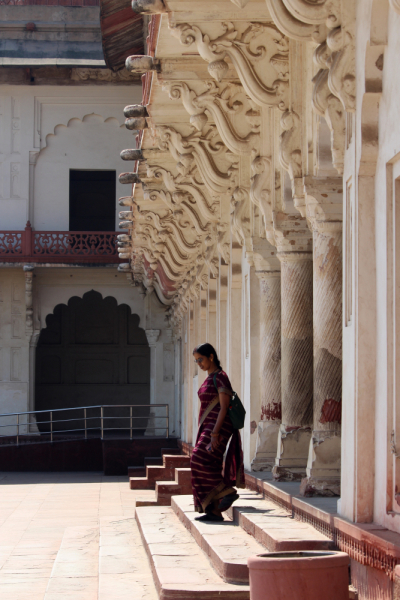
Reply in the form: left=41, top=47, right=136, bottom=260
left=164, top=80, right=260, bottom=156
left=170, top=21, right=290, bottom=109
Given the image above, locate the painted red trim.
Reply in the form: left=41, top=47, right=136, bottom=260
left=0, top=224, right=121, bottom=264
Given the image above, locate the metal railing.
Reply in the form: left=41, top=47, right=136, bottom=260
left=0, top=404, right=169, bottom=446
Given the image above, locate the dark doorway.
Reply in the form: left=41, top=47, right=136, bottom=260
left=69, top=170, right=116, bottom=231
left=35, top=291, right=150, bottom=435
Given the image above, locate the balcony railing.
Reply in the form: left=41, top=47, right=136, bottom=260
left=0, top=222, right=120, bottom=264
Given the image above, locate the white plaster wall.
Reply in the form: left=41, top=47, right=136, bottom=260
left=0, top=85, right=141, bottom=231
left=0, top=269, right=30, bottom=434
left=34, top=114, right=134, bottom=231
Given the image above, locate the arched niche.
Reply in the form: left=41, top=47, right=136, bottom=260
left=35, top=290, right=150, bottom=434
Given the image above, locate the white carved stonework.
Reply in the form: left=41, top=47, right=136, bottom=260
left=10, top=347, right=21, bottom=382
left=304, top=176, right=343, bottom=230
left=10, top=163, right=20, bottom=198
left=156, top=124, right=238, bottom=199
left=11, top=97, right=20, bottom=154
left=170, top=21, right=290, bottom=109
left=71, top=68, right=138, bottom=82
left=231, top=186, right=252, bottom=249
left=165, top=80, right=261, bottom=156
left=145, top=329, right=161, bottom=347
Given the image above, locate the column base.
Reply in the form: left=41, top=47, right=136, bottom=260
left=299, top=476, right=340, bottom=497
left=251, top=420, right=280, bottom=472
left=299, top=430, right=341, bottom=496
left=272, top=425, right=312, bottom=481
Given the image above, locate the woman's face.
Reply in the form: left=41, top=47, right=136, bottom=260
left=193, top=352, right=213, bottom=371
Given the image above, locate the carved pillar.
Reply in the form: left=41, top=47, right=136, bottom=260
left=145, top=328, right=161, bottom=436
left=229, top=241, right=243, bottom=395
left=218, top=258, right=229, bottom=372
left=272, top=251, right=313, bottom=481
left=207, top=274, right=217, bottom=350
left=252, top=267, right=282, bottom=471
left=300, top=177, right=343, bottom=496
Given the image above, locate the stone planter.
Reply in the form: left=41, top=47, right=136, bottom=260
left=248, top=551, right=349, bottom=600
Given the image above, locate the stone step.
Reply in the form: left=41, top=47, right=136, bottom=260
left=130, top=457, right=191, bottom=490
left=44, top=525, right=99, bottom=599
left=162, top=454, right=191, bottom=468
left=128, top=466, right=146, bottom=477
left=172, top=495, right=265, bottom=584
left=146, top=456, right=164, bottom=466
left=128, top=452, right=183, bottom=478
left=155, top=468, right=193, bottom=506
left=226, top=490, right=335, bottom=552
left=99, top=516, right=158, bottom=600
left=135, top=506, right=250, bottom=600
left=135, top=492, right=159, bottom=508
left=161, top=448, right=181, bottom=456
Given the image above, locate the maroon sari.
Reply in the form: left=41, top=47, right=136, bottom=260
left=190, top=369, right=245, bottom=513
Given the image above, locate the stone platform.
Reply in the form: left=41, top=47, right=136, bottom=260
left=3, top=470, right=399, bottom=600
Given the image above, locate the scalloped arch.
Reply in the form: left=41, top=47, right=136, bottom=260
left=42, top=113, right=126, bottom=154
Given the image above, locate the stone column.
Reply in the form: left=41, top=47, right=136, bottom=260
left=229, top=241, right=243, bottom=395
left=300, top=177, right=343, bottom=496
left=217, top=259, right=229, bottom=371
left=145, top=328, right=161, bottom=436
left=272, top=251, right=313, bottom=480
left=251, top=257, right=282, bottom=471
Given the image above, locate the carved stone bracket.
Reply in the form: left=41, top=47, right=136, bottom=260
left=170, top=21, right=290, bottom=109
left=164, top=80, right=261, bottom=156
left=145, top=329, right=161, bottom=346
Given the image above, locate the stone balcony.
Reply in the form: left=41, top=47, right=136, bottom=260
left=0, top=221, right=120, bottom=264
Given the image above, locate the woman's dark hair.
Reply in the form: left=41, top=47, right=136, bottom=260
left=193, top=343, right=222, bottom=369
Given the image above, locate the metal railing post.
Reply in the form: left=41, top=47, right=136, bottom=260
left=84, top=408, right=87, bottom=440
left=50, top=411, right=53, bottom=443
left=130, top=406, right=133, bottom=440
left=16, top=413, right=19, bottom=446
left=166, top=404, right=169, bottom=439
left=101, top=407, right=104, bottom=440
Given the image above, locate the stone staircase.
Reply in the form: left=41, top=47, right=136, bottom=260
left=42, top=484, right=344, bottom=600
left=130, top=454, right=191, bottom=491
left=128, top=448, right=182, bottom=478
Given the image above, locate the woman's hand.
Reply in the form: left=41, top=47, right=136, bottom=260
left=210, top=434, right=221, bottom=451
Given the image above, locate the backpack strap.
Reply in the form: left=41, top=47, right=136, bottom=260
left=198, top=396, right=219, bottom=428
left=198, top=371, right=221, bottom=429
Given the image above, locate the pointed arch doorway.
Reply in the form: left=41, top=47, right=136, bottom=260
left=35, top=290, right=150, bottom=434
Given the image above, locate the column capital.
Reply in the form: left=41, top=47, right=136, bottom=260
left=277, top=250, right=313, bottom=264
left=303, top=176, right=343, bottom=232
left=145, top=329, right=161, bottom=346
left=253, top=251, right=281, bottom=279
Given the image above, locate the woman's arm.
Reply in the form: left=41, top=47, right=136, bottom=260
left=210, top=392, right=230, bottom=451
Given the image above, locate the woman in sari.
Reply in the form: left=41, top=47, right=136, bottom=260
left=191, top=343, right=245, bottom=522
